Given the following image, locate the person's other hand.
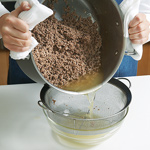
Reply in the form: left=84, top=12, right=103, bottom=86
left=129, top=13, right=150, bottom=45
left=0, top=1, right=31, bottom=52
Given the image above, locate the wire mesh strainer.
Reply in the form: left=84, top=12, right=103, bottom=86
left=38, top=78, right=131, bottom=132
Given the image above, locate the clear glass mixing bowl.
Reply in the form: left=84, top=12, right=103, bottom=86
left=43, top=108, right=128, bottom=149
left=39, top=78, right=131, bottom=148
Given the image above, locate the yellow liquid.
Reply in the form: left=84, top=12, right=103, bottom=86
left=62, top=70, right=103, bottom=92
left=51, top=71, right=104, bottom=148
left=56, top=131, right=109, bottom=148
left=55, top=125, right=120, bottom=149
left=48, top=91, right=121, bottom=148
left=85, top=91, right=96, bottom=119
left=65, top=92, right=96, bottom=119
left=50, top=116, right=120, bottom=149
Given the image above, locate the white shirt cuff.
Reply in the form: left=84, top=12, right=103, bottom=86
left=0, top=2, right=10, bottom=39
left=0, top=2, right=9, bottom=17
left=145, top=14, right=150, bottom=23
left=145, top=14, right=150, bottom=42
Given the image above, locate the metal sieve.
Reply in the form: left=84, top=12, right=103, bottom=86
left=38, top=78, right=131, bottom=133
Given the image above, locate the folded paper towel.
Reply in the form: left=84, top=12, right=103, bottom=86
left=10, top=37, right=38, bottom=60
left=120, top=0, right=150, bottom=60
left=10, top=0, right=53, bottom=60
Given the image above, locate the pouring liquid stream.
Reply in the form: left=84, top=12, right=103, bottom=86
left=86, top=91, right=96, bottom=119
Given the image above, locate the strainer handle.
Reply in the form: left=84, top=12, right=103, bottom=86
left=38, top=100, right=52, bottom=119
left=38, top=100, right=48, bottom=110
left=117, top=78, right=131, bottom=89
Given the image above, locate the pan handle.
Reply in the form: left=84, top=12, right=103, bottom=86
left=117, top=77, right=131, bottom=89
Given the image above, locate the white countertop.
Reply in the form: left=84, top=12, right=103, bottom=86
left=0, top=76, right=150, bottom=150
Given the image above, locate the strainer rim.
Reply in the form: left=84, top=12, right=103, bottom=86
left=40, top=78, right=132, bottom=121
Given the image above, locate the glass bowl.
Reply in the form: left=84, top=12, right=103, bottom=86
left=39, top=78, right=131, bottom=148
left=43, top=108, right=128, bottom=149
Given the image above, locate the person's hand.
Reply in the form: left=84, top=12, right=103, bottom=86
left=0, top=1, right=31, bottom=52
left=129, top=13, right=150, bottom=45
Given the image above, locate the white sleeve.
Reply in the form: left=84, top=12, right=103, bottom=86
left=0, top=2, right=10, bottom=39
left=139, top=0, right=150, bottom=41
left=0, top=2, right=9, bottom=17
left=139, top=0, right=150, bottom=22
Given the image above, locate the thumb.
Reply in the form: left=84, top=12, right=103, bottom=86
left=11, top=1, right=31, bottom=17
